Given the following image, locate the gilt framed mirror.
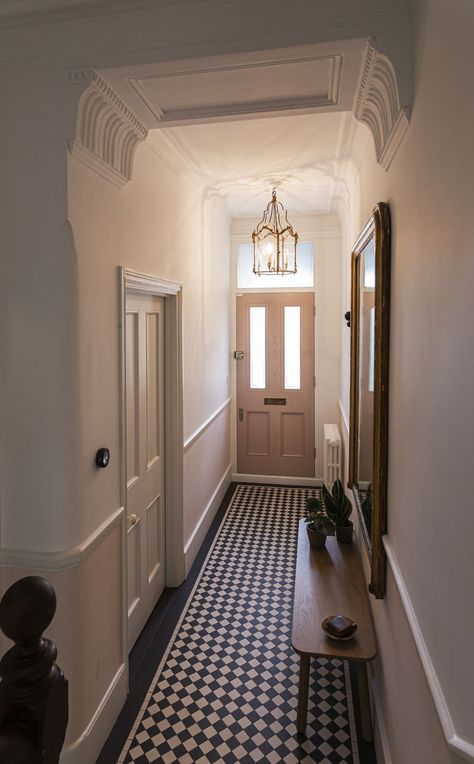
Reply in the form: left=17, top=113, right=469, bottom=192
left=349, top=202, right=391, bottom=599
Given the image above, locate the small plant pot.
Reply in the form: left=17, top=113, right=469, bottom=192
left=307, top=526, right=327, bottom=549
left=336, top=522, right=353, bottom=544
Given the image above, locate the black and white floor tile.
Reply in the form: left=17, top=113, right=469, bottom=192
left=118, top=484, right=359, bottom=764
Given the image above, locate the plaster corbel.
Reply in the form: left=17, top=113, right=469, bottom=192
left=353, top=41, right=410, bottom=171
left=67, top=68, right=148, bottom=188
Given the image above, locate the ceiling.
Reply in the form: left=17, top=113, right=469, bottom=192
left=148, top=110, right=360, bottom=217
left=112, top=41, right=369, bottom=218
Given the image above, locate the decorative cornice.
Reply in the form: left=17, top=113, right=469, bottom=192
left=68, top=69, right=148, bottom=187
left=354, top=42, right=410, bottom=171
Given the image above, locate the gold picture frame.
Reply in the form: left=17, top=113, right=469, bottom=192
left=348, top=202, right=391, bottom=599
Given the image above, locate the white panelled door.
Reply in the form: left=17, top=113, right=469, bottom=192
left=125, top=291, right=166, bottom=650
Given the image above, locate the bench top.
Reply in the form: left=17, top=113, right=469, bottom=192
left=292, top=519, right=376, bottom=663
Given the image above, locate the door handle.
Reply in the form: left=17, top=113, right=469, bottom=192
left=128, top=513, right=139, bottom=527
left=239, top=408, right=244, bottom=421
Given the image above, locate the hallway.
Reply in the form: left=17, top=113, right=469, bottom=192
left=98, top=485, right=375, bottom=764
left=1, top=3, right=473, bottom=763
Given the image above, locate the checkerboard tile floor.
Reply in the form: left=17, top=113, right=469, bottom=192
left=119, top=484, right=359, bottom=763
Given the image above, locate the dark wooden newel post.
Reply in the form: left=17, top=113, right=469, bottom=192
left=0, top=576, right=68, bottom=763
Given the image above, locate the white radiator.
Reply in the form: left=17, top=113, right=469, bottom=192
left=323, top=423, right=341, bottom=487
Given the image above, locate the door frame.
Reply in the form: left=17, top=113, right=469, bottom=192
left=230, top=230, right=320, bottom=487
left=119, top=267, right=184, bottom=653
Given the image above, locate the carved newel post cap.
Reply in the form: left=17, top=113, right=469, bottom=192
left=0, top=576, right=56, bottom=645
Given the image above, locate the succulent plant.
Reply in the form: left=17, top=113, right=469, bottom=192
left=322, top=479, right=353, bottom=527
left=305, top=497, right=335, bottom=536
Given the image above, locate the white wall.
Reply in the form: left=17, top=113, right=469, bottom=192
left=60, top=132, right=231, bottom=758
left=339, top=0, right=474, bottom=760
left=230, top=215, right=342, bottom=481
left=69, top=137, right=231, bottom=541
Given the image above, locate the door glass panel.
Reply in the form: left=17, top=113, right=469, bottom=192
left=284, top=306, right=301, bottom=389
left=249, top=306, right=266, bottom=389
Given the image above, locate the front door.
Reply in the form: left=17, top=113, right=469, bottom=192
left=125, top=291, right=166, bottom=650
left=236, top=292, right=315, bottom=477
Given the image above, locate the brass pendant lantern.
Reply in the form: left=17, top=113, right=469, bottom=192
left=252, top=189, right=298, bottom=275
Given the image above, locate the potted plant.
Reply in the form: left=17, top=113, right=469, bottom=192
left=323, top=479, right=354, bottom=543
left=305, top=497, right=335, bottom=549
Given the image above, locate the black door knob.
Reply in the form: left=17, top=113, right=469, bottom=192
left=95, top=448, right=110, bottom=468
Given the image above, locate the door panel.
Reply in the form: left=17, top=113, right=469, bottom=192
left=237, top=292, right=315, bottom=477
left=125, top=292, right=166, bottom=650
left=126, top=520, right=140, bottom=617
left=146, top=312, right=160, bottom=468
left=247, top=411, right=271, bottom=455
left=280, top=412, right=305, bottom=457
left=146, top=494, right=164, bottom=582
left=126, top=312, right=139, bottom=485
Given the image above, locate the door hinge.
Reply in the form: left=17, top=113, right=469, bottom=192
left=314, top=446, right=317, bottom=458
left=313, top=305, right=316, bottom=317
left=313, top=376, right=316, bottom=387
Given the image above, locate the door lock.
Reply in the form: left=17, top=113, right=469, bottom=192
left=239, top=408, right=244, bottom=421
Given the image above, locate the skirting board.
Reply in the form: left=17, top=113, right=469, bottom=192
left=61, top=663, right=127, bottom=764
left=184, top=464, right=232, bottom=577
left=232, top=473, right=322, bottom=487
left=370, top=665, right=392, bottom=764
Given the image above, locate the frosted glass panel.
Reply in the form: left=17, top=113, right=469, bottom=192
left=284, top=306, right=301, bottom=389
left=237, top=242, right=314, bottom=288
left=249, top=307, right=266, bottom=389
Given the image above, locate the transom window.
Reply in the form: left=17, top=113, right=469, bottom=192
left=237, top=242, right=314, bottom=288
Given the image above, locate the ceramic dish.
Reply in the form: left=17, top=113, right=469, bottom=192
left=321, top=615, right=357, bottom=641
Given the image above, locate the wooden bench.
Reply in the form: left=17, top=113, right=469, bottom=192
left=291, top=519, right=376, bottom=739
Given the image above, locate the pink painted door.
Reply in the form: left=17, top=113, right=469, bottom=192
left=236, top=292, right=315, bottom=477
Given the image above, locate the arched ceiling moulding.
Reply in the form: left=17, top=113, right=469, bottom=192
left=353, top=42, right=410, bottom=171
left=68, top=69, right=148, bottom=188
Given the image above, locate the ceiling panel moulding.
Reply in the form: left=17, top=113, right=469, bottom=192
left=102, top=42, right=364, bottom=129
left=126, top=54, right=344, bottom=127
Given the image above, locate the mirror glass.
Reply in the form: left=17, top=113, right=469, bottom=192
left=358, top=237, right=375, bottom=539
left=349, top=203, right=390, bottom=599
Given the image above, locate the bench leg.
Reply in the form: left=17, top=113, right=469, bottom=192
left=356, top=662, right=373, bottom=742
left=296, top=654, right=310, bottom=734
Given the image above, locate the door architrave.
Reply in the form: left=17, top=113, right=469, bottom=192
left=119, top=267, right=184, bottom=660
